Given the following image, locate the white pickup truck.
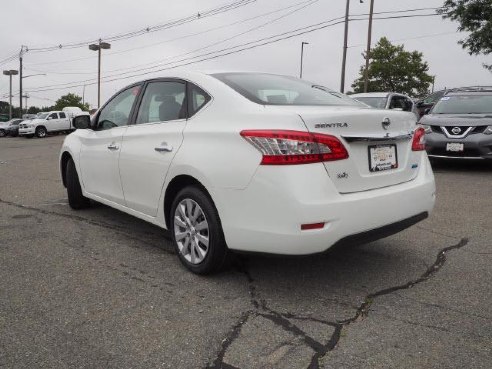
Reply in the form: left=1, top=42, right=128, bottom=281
left=19, top=107, right=89, bottom=138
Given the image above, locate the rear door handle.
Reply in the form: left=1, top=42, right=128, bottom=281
left=107, top=143, right=119, bottom=151
left=155, top=143, right=173, bottom=152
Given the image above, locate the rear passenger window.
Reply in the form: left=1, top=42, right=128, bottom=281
left=188, top=84, right=211, bottom=117
left=59, top=112, right=66, bottom=118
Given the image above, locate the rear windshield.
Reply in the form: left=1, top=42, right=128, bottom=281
left=432, top=94, right=492, bottom=114
left=212, top=73, right=362, bottom=107
left=353, top=97, right=387, bottom=109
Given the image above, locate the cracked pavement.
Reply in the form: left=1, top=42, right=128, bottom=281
left=0, top=135, right=491, bottom=369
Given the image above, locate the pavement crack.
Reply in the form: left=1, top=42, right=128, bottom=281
left=0, top=197, right=174, bottom=254
left=308, top=237, right=469, bottom=369
left=205, top=311, right=252, bottom=369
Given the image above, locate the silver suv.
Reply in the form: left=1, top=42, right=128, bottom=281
left=420, top=87, right=492, bottom=160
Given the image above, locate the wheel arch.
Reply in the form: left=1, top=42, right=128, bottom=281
left=60, top=151, right=73, bottom=188
left=163, top=174, right=214, bottom=229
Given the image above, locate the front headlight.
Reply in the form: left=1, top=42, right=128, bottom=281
left=421, top=124, right=432, bottom=134
left=484, top=126, right=492, bottom=135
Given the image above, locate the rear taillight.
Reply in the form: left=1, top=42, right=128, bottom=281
left=240, top=130, right=349, bottom=165
left=412, top=127, right=426, bottom=151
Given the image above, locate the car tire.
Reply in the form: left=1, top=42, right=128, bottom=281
left=66, top=158, right=90, bottom=210
left=0, top=129, right=5, bottom=137
left=36, top=127, right=47, bottom=138
left=170, top=186, right=229, bottom=275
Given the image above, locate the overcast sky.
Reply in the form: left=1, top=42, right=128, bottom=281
left=1, top=0, right=491, bottom=109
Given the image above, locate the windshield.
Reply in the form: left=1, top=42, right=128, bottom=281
left=353, top=97, right=388, bottom=109
left=432, top=94, right=492, bottom=114
left=37, top=113, right=49, bottom=119
left=212, top=73, right=362, bottom=107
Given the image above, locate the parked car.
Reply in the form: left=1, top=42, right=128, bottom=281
left=18, top=109, right=87, bottom=138
left=415, top=90, right=447, bottom=118
left=351, top=92, right=418, bottom=118
left=420, top=86, right=492, bottom=160
left=0, top=118, right=23, bottom=137
left=0, top=118, right=24, bottom=137
left=60, top=71, right=435, bottom=274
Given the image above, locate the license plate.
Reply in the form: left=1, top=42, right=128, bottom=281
left=369, top=144, right=398, bottom=172
left=446, top=143, right=464, bottom=152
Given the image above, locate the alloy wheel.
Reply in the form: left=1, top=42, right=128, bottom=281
left=174, top=198, right=209, bottom=265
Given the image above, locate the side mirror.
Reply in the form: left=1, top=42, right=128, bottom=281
left=47, top=117, right=52, bottom=120
left=73, top=115, right=91, bottom=129
left=424, top=108, right=431, bottom=115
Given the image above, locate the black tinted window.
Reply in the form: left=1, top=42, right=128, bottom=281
left=136, top=81, right=186, bottom=124
left=49, top=113, right=58, bottom=119
left=59, top=112, right=66, bottom=118
left=213, top=73, right=361, bottom=107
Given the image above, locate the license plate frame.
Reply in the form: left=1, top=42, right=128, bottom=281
left=368, top=144, right=398, bottom=172
left=446, top=142, right=464, bottom=152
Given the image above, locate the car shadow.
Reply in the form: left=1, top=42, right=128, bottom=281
left=430, top=158, right=491, bottom=172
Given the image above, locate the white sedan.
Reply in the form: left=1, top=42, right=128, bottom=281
left=60, top=71, right=435, bottom=274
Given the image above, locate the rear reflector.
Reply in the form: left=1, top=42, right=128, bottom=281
left=301, top=222, right=325, bottom=231
left=240, top=130, right=349, bottom=165
left=412, top=127, right=426, bottom=151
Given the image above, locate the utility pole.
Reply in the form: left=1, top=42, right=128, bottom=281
left=363, top=0, right=375, bottom=92
left=82, top=85, right=86, bottom=106
left=19, top=45, right=26, bottom=115
left=300, top=42, right=309, bottom=79
left=89, top=40, right=111, bottom=108
left=340, top=0, right=351, bottom=93
left=3, top=70, right=19, bottom=120
left=22, top=93, right=29, bottom=114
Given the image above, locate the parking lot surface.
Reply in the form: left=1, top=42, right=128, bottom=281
left=0, top=135, right=491, bottom=369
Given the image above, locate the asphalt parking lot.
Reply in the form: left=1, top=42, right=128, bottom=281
left=0, top=134, right=491, bottom=369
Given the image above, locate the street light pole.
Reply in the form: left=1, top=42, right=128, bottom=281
left=3, top=70, right=19, bottom=120
left=363, top=0, right=375, bottom=93
left=89, top=40, right=111, bottom=108
left=340, top=0, right=351, bottom=93
left=300, top=42, right=309, bottom=79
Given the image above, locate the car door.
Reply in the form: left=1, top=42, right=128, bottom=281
left=47, top=112, right=59, bottom=131
left=58, top=112, right=69, bottom=130
left=78, top=84, right=141, bottom=205
left=119, top=80, right=206, bottom=216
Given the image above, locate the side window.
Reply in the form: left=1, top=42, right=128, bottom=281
left=59, top=112, right=66, bottom=118
left=402, top=98, right=413, bottom=112
left=49, top=113, right=58, bottom=119
left=389, top=96, right=406, bottom=110
left=189, top=84, right=211, bottom=117
left=136, top=81, right=186, bottom=124
left=98, top=85, right=140, bottom=130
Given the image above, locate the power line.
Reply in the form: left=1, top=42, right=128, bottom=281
left=24, top=0, right=317, bottom=68
left=25, top=0, right=256, bottom=53
left=25, top=12, right=443, bottom=94
left=23, top=0, right=320, bottom=86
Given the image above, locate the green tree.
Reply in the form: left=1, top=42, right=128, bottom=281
left=351, top=37, right=434, bottom=97
left=438, top=0, right=492, bottom=71
left=53, top=93, right=89, bottom=111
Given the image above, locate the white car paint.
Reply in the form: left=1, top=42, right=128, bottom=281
left=60, top=71, right=435, bottom=256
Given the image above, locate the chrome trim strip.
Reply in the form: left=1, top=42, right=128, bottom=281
left=342, top=133, right=413, bottom=142
left=440, top=126, right=474, bottom=139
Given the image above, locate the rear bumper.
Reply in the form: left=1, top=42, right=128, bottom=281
left=215, top=154, right=435, bottom=255
left=426, top=132, right=492, bottom=159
